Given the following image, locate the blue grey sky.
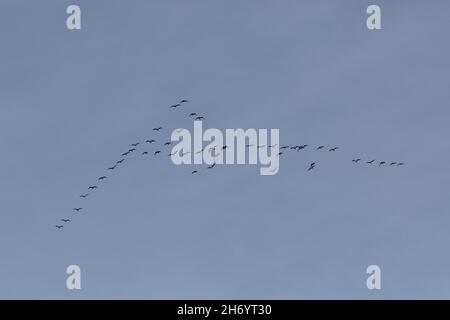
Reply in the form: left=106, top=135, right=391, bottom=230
left=1, top=0, right=450, bottom=299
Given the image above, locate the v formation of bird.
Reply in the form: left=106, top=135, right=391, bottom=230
left=55, top=99, right=405, bottom=229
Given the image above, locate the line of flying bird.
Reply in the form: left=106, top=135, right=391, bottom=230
left=54, top=99, right=405, bottom=229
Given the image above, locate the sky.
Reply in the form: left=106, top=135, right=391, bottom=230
left=0, top=0, right=450, bottom=299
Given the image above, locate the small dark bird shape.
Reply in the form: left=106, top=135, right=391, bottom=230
left=191, top=170, right=198, bottom=174
left=308, top=162, right=316, bottom=171
left=277, top=152, right=283, bottom=156
left=146, top=139, right=156, bottom=144
left=131, top=143, right=140, bottom=147
left=55, top=225, right=64, bottom=229
left=98, top=176, right=107, bottom=181
left=88, top=186, right=98, bottom=190
left=61, top=219, right=71, bottom=223
left=142, top=151, right=149, bottom=155
left=222, top=145, right=228, bottom=150
left=317, top=146, right=325, bottom=150
left=290, top=145, right=307, bottom=151
left=164, top=142, right=172, bottom=146
left=207, top=163, right=216, bottom=169
left=195, top=116, right=205, bottom=121
left=116, top=159, right=125, bottom=164
left=189, top=112, right=197, bottom=117
left=170, top=104, right=181, bottom=108
left=329, top=147, right=339, bottom=152
left=128, top=148, right=136, bottom=153
left=280, top=146, right=289, bottom=149
left=154, top=150, right=161, bottom=155
left=352, top=159, right=362, bottom=163
left=122, top=152, right=130, bottom=156
left=180, top=99, right=189, bottom=103
left=390, top=162, right=397, bottom=166
left=80, top=194, right=89, bottom=198
left=397, top=162, right=405, bottom=166
left=153, top=127, right=163, bottom=131
left=73, top=208, right=83, bottom=212
left=108, top=165, right=117, bottom=170
left=379, top=161, right=386, bottom=166
left=366, top=160, right=375, bottom=164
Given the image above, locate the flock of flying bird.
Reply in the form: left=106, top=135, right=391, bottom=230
left=54, top=99, right=405, bottom=229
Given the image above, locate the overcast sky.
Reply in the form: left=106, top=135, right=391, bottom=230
left=1, top=0, right=450, bottom=299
